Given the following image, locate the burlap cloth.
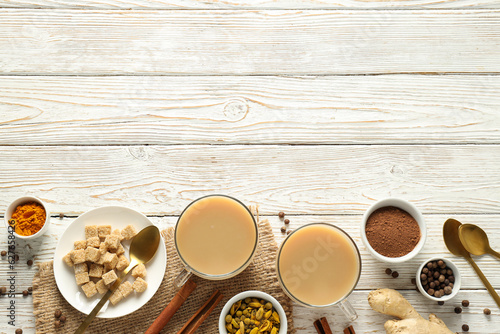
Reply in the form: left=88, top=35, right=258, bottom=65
left=33, top=219, right=295, bottom=333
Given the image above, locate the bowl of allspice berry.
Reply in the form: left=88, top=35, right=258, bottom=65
left=4, top=196, right=50, bottom=240
left=219, top=290, right=287, bottom=334
left=416, top=257, right=461, bottom=302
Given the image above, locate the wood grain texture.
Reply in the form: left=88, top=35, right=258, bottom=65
left=1, top=10, right=499, bottom=75
left=2, top=0, right=500, bottom=9
left=0, top=145, right=500, bottom=215
left=1, top=75, right=499, bottom=145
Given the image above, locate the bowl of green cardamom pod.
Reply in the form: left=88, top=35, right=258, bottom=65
left=219, top=290, right=287, bottom=334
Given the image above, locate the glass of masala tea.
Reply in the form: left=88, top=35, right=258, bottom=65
left=276, top=223, right=361, bottom=320
left=174, top=195, right=259, bottom=287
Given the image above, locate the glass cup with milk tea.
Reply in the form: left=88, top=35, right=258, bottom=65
left=276, top=223, right=361, bottom=320
left=174, top=195, right=259, bottom=287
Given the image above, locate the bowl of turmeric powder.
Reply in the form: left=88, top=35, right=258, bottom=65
left=4, top=196, right=50, bottom=239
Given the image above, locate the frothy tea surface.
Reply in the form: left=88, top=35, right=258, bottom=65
left=176, top=196, right=257, bottom=276
left=278, top=224, right=360, bottom=306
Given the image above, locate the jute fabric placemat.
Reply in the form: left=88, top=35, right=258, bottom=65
left=33, top=219, right=295, bottom=333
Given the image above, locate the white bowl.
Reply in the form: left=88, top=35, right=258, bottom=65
left=360, top=198, right=426, bottom=263
left=4, top=196, right=50, bottom=240
left=416, top=257, right=461, bottom=302
left=219, top=290, right=287, bottom=334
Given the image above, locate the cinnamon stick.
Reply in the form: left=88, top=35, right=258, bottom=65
left=145, top=279, right=197, bottom=334
left=313, top=317, right=333, bottom=334
left=343, top=325, right=356, bottom=334
left=177, top=290, right=223, bottom=334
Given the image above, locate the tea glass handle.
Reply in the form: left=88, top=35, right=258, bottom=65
left=174, top=267, right=193, bottom=288
left=338, top=299, right=358, bottom=321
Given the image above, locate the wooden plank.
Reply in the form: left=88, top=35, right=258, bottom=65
left=2, top=0, right=500, bottom=10
left=0, top=10, right=499, bottom=75
left=1, top=145, right=500, bottom=215
left=1, top=75, right=499, bottom=145
left=0, top=290, right=496, bottom=334
left=2, top=215, right=500, bottom=290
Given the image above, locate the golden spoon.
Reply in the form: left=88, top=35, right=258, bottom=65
left=459, top=223, right=500, bottom=260
left=443, top=218, right=500, bottom=308
left=75, top=225, right=161, bottom=334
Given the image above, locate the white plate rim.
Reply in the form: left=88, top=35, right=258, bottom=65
left=53, top=206, right=167, bottom=318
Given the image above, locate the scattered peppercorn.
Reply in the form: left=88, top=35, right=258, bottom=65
left=278, top=212, right=285, bottom=219
left=59, top=213, right=64, bottom=219
left=60, top=315, right=66, bottom=323
left=454, top=307, right=462, bottom=314
left=28, top=287, right=32, bottom=292
left=15, top=329, right=22, bottom=334
left=462, top=300, right=469, bottom=307
left=284, top=219, right=290, bottom=224
left=54, top=310, right=62, bottom=318
left=1, top=251, right=6, bottom=256
left=411, top=278, right=416, bottom=285
left=14, top=254, right=19, bottom=262
left=54, top=320, right=61, bottom=328
left=27, top=259, right=33, bottom=266
left=385, top=268, right=392, bottom=275
left=484, top=308, right=491, bottom=315
left=462, top=324, right=469, bottom=332
left=280, top=226, right=286, bottom=233
left=22, top=290, right=28, bottom=297
left=437, top=301, right=445, bottom=305
left=286, top=230, right=292, bottom=235
left=392, top=271, right=399, bottom=278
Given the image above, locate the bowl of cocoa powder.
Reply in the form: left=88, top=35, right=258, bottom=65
left=361, top=198, right=426, bottom=263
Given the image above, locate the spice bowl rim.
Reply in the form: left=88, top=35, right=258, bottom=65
left=360, top=198, right=427, bottom=263
left=4, top=196, right=50, bottom=240
left=218, top=290, right=287, bottom=334
left=416, top=256, right=461, bottom=302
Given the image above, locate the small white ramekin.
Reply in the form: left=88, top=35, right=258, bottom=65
left=360, top=198, right=426, bottom=263
left=219, top=290, right=287, bottom=334
left=4, top=196, right=50, bottom=240
left=416, top=257, right=461, bottom=302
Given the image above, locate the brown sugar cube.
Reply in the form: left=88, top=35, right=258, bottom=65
left=97, top=225, right=112, bottom=238
left=121, top=225, right=137, bottom=240
left=109, top=289, right=123, bottom=305
left=116, top=243, right=125, bottom=256
left=99, top=242, right=107, bottom=255
left=104, top=235, right=120, bottom=252
left=103, top=252, right=118, bottom=270
left=81, top=281, right=97, bottom=298
left=63, top=252, right=74, bottom=267
left=116, top=255, right=130, bottom=271
left=88, top=264, right=104, bottom=278
left=74, top=240, right=87, bottom=250
left=87, top=236, right=100, bottom=248
left=132, top=277, right=147, bottom=293
left=95, top=279, right=109, bottom=294
left=85, top=225, right=99, bottom=239
left=71, top=249, right=86, bottom=265
left=102, top=270, right=118, bottom=285
left=74, top=263, right=88, bottom=274
left=112, top=229, right=124, bottom=242
left=75, top=272, right=90, bottom=285
left=85, top=247, right=101, bottom=263
left=131, top=263, right=146, bottom=279
left=118, top=281, right=133, bottom=298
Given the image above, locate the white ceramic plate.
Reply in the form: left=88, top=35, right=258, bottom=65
left=53, top=206, right=167, bottom=318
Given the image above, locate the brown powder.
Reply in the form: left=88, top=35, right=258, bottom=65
left=365, top=206, right=421, bottom=258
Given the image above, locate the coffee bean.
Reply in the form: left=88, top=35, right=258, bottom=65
left=392, top=271, right=399, bottom=278
left=484, top=308, right=491, bottom=315
left=455, top=307, right=462, bottom=314
left=437, top=301, right=445, bottom=305
left=462, top=300, right=469, bottom=307
left=27, top=260, right=33, bottom=266
left=385, top=268, right=392, bottom=275
left=462, top=324, right=469, bottom=332
left=60, top=315, right=66, bottom=323
left=278, top=212, right=285, bottom=219
left=55, top=310, right=62, bottom=318
left=284, top=219, right=290, bottom=224
left=1, top=251, right=6, bottom=256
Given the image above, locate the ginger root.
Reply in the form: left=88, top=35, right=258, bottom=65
left=368, top=289, right=454, bottom=334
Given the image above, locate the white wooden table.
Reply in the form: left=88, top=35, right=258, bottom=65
left=0, top=1, right=500, bottom=333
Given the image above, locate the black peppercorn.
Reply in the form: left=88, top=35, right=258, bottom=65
left=437, top=301, right=445, bottom=305
left=54, top=320, right=61, bottom=328
left=59, top=213, right=64, bottom=219
left=484, top=308, right=491, bottom=315
left=15, top=329, right=22, bottom=334
left=455, top=306, right=462, bottom=314
left=280, top=226, right=286, bottom=233
left=59, top=315, right=66, bottom=323
left=462, top=300, right=469, bottom=307
left=22, top=290, right=28, bottom=297
left=55, top=310, right=62, bottom=318
left=392, top=271, right=399, bottom=278
left=27, top=259, right=33, bottom=266
left=462, top=324, right=469, bottom=331
left=284, top=219, right=290, bottom=224
left=278, top=212, right=285, bottom=219
left=1, top=251, right=6, bottom=256
left=385, top=268, right=392, bottom=275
